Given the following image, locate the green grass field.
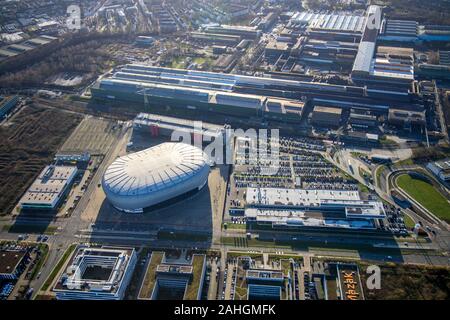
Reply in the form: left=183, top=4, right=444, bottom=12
left=397, top=174, right=450, bottom=223
left=403, top=214, right=416, bottom=228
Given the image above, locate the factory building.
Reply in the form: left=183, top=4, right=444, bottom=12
left=102, top=143, right=210, bottom=213
left=91, top=64, right=305, bottom=122
left=91, top=64, right=424, bottom=119
left=298, top=38, right=359, bottom=66
left=264, top=40, right=290, bottom=58
left=203, top=24, right=261, bottom=39
left=310, top=106, right=343, bottom=128
left=388, top=108, right=426, bottom=129
left=53, top=245, right=137, bottom=300
left=418, top=25, right=450, bottom=42
left=189, top=32, right=242, bottom=45
left=292, top=11, right=366, bottom=42
left=426, top=158, right=450, bottom=184
left=138, top=252, right=206, bottom=300
left=244, top=188, right=385, bottom=231
left=0, top=35, right=58, bottom=64
left=379, top=19, right=418, bottom=42
left=417, top=63, right=450, bottom=80
left=133, top=113, right=227, bottom=142
left=18, top=165, right=78, bottom=213
left=348, top=109, right=378, bottom=129
left=257, top=12, right=277, bottom=32
left=351, top=5, right=382, bottom=79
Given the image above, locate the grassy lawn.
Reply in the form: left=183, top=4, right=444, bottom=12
left=397, top=174, right=450, bottom=223
left=375, top=165, right=386, bottom=187
left=41, top=244, right=77, bottom=292
left=138, top=252, right=163, bottom=299
left=358, top=183, right=370, bottom=193
left=184, top=255, right=205, bottom=300
left=403, top=214, right=416, bottom=228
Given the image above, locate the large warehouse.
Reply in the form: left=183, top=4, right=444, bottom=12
left=91, top=63, right=423, bottom=118
left=102, top=143, right=210, bottom=213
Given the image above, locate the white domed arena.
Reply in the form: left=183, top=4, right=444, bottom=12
left=102, top=142, right=210, bottom=213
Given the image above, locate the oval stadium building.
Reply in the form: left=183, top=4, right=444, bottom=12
left=102, top=142, right=210, bottom=213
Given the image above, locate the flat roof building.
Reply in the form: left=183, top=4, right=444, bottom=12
left=53, top=245, right=137, bottom=300
left=388, top=108, right=426, bottom=128
left=310, top=106, right=343, bottom=128
left=0, top=250, right=27, bottom=280
left=18, top=165, right=78, bottom=212
left=138, top=251, right=206, bottom=300
left=427, top=158, right=450, bottom=183
left=244, top=187, right=385, bottom=230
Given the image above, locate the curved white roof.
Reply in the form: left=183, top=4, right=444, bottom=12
left=103, top=143, right=208, bottom=197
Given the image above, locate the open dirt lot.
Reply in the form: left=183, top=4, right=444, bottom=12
left=59, top=116, right=122, bottom=155
left=0, top=104, right=82, bottom=215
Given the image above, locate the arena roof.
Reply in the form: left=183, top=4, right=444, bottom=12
left=103, top=143, right=208, bottom=197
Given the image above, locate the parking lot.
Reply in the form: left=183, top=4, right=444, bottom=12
left=224, top=135, right=358, bottom=223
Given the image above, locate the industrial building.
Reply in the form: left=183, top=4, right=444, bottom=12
left=91, top=63, right=424, bottom=120
left=244, top=187, right=385, bottom=230
left=348, top=109, right=378, bottom=129
left=388, top=108, right=426, bottom=129
left=264, top=40, right=290, bottom=58
left=189, top=32, right=242, bottom=45
left=292, top=10, right=367, bottom=42
left=138, top=251, right=206, bottom=300
left=91, top=64, right=306, bottom=122
left=351, top=6, right=382, bottom=80
left=379, top=20, right=418, bottom=42
left=427, top=158, right=450, bottom=184
left=18, top=165, right=78, bottom=212
left=102, top=143, right=210, bottom=213
left=0, top=35, right=58, bottom=63
left=53, top=245, right=137, bottom=300
left=133, top=113, right=227, bottom=142
left=203, top=24, right=261, bottom=39
left=298, top=38, right=359, bottom=66
left=310, top=106, right=342, bottom=128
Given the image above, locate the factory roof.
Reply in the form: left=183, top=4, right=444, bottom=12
left=293, top=11, right=366, bottom=33
left=133, top=113, right=225, bottom=138
left=313, top=106, right=342, bottom=115
left=352, top=6, right=382, bottom=75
